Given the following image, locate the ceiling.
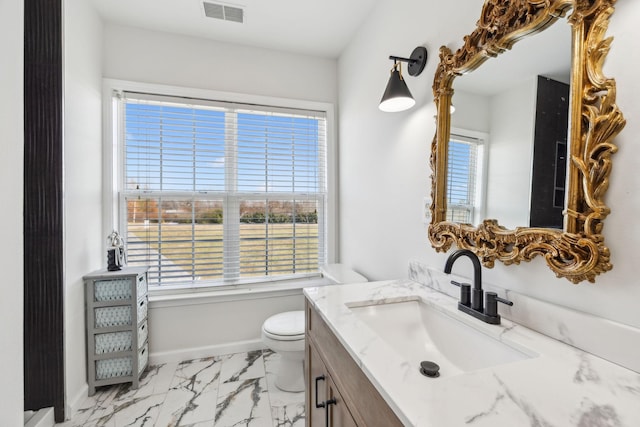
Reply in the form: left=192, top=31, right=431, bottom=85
left=89, top=0, right=379, bottom=58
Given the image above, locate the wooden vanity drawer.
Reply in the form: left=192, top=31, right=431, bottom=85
left=305, top=299, right=402, bottom=427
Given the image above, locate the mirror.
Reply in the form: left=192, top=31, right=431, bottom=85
left=429, top=0, right=625, bottom=283
left=452, top=20, right=571, bottom=230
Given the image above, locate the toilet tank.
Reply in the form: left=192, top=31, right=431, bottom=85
left=320, top=264, right=368, bottom=284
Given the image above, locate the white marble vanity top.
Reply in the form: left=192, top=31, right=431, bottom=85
left=304, top=280, right=640, bottom=427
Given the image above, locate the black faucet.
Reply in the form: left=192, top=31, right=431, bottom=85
left=444, top=249, right=513, bottom=325
left=444, top=249, right=483, bottom=311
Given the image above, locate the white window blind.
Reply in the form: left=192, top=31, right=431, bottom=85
left=118, top=91, right=327, bottom=287
left=447, top=134, right=481, bottom=224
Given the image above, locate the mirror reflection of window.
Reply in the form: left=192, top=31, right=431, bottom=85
left=446, top=132, right=486, bottom=225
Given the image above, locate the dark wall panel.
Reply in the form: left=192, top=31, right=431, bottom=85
left=23, top=0, right=65, bottom=421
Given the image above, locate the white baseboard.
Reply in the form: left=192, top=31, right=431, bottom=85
left=64, top=383, right=89, bottom=422
left=24, top=408, right=54, bottom=427
left=149, top=339, right=265, bottom=365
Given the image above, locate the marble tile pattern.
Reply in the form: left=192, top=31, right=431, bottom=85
left=304, top=277, right=640, bottom=427
left=56, top=350, right=304, bottom=427
left=408, top=258, right=640, bottom=373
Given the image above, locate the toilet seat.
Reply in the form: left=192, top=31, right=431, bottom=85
left=262, top=311, right=305, bottom=341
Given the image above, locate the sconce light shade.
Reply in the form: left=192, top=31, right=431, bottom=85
left=379, top=66, right=415, bottom=112
left=379, top=46, right=427, bottom=113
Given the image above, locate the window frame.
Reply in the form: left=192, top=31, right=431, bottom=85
left=102, top=79, right=338, bottom=292
left=447, top=127, right=489, bottom=225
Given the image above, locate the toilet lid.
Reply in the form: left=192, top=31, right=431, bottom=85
left=263, top=310, right=305, bottom=338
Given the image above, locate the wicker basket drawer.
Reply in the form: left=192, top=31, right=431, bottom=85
left=137, top=321, right=148, bottom=348
left=94, top=321, right=147, bottom=354
left=94, top=298, right=147, bottom=328
left=138, top=342, right=149, bottom=374
left=136, top=274, right=147, bottom=300
left=93, top=274, right=147, bottom=302
left=94, top=277, right=132, bottom=302
left=94, top=305, right=131, bottom=328
left=95, top=343, right=148, bottom=380
left=137, top=297, right=148, bottom=322
left=95, top=330, right=132, bottom=354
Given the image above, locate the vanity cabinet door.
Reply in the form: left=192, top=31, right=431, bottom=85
left=306, top=299, right=404, bottom=427
left=307, top=340, right=328, bottom=427
left=306, top=339, right=357, bottom=427
left=328, top=376, right=357, bottom=427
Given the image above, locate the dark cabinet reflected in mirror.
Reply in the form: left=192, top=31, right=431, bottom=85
left=530, top=76, right=569, bottom=229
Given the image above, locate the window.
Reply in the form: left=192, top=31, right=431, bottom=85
left=446, top=132, right=484, bottom=224
left=114, top=91, right=328, bottom=288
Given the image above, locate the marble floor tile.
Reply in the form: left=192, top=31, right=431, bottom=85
left=170, top=357, right=222, bottom=395
left=271, top=403, right=306, bottom=427
left=111, top=393, right=166, bottom=427
left=66, top=385, right=122, bottom=426
left=150, top=357, right=222, bottom=426
left=214, top=377, right=272, bottom=426
left=180, top=422, right=215, bottom=427
left=154, top=388, right=217, bottom=426
left=57, top=350, right=306, bottom=427
left=56, top=417, right=116, bottom=427
left=219, top=350, right=265, bottom=384
left=115, top=361, right=179, bottom=401
left=263, top=350, right=305, bottom=407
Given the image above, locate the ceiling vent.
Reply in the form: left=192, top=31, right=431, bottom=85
left=203, top=2, right=244, bottom=24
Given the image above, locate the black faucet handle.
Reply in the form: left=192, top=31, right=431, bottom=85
left=485, top=292, right=513, bottom=317
left=450, top=280, right=471, bottom=306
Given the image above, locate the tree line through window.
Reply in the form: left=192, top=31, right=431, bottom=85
left=127, top=199, right=318, bottom=224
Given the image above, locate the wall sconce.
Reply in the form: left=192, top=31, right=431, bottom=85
left=379, top=46, right=427, bottom=113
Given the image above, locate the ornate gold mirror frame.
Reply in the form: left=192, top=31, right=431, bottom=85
left=429, top=0, right=625, bottom=283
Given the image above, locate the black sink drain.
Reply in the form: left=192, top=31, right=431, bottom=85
left=420, top=360, right=440, bottom=378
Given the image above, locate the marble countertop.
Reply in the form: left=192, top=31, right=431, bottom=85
left=304, top=280, right=640, bottom=427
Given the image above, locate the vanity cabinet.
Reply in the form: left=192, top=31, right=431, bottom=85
left=84, top=267, right=149, bottom=396
left=307, top=339, right=357, bottom=427
left=305, top=298, right=402, bottom=427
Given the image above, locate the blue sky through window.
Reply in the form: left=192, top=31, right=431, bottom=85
left=447, top=140, right=474, bottom=205
left=125, top=103, right=321, bottom=193
left=237, top=112, right=320, bottom=193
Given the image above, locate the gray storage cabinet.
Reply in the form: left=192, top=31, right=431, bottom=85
left=84, top=266, right=149, bottom=396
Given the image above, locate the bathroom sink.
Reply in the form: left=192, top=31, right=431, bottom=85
left=347, top=298, right=536, bottom=378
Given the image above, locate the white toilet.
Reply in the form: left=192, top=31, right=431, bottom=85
left=262, top=310, right=306, bottom=392
left=261, top=264, right=367, bottom=392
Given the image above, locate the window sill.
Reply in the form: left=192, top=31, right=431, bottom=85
left=148, top=275, right=334, bottom=308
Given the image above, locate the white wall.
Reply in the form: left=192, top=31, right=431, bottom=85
left=103, top=23, right=337, bottom=104
left=450, top=90, right=490, bottom=133
left=485, top=78, right=537, bottom=228
left=0, top=1, right=24, bottom=425
left=63, top=0, right=104, bottom=413
left=338, top=0, right=640, bottom=329
left=102, top=24, right=338, bottom=359
left=338, top=0, right=477, bottom=281
left=149, top=292, right=305, bottom=362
